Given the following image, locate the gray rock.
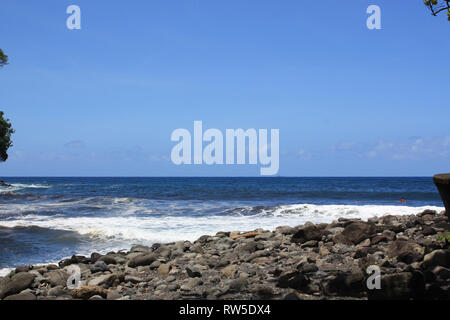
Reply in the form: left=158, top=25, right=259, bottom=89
left=47, top=270, right=69, bottom=287
left=3, top=291, right=37, bottom=300
left=0, top=272, right=36, bottom=299
left=90, top=260, right=110, bottom=273
left=186, top=266, right=202, bottom=278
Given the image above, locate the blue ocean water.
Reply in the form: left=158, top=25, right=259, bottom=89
left=0, top=177, right=444, bottom=271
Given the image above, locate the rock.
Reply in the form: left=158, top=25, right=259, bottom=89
left=71, top=286, right=108, bottom=300
left=0, top=272, right=36, bottom=299
left=15, top=266, right=32, bottom=274
left=277, top=271, right=310, bottom=290
left=368, top=272, right=425, bottom=300
left=421, top=249, right=450, bottom=270
left=255, top=286, right=274, bottom=299
left=130, top=245, right=152, bottom=253
left=98, top=255, right=117, bottom=265
left=221, top=265, right=239, bottom=278
left=90, top=252, right=102, bottom=263
left=47, top=270, right=69, bottom=287
left=186, top=266, right=202, bottom=278
left=388, top=240, right=424, bottom=264
left=283, top=292, right=301, bottom=300
left=180, top=278, right=203, bottom=291
left=341, top=221, right=376, bottom=245
left=107, top=290, right=122, bottom=300
left=124, top=275, right=143, bottom=284
left=89, top=295, right=104, bottom=300
left=291, top=225, right=324, bottom=244
left=3, top=291, right=36, bottom=300
left=301, top=240, right=318, bottom=248
left=90, top=260, right=110, bottom=273
left=48, top=285, right=66, bottom=297
left=157, top=263, right=171, bottom=276
left=128, top=253, right=157, bottom=268
left=275, top=226, right=295, bottom=235
left=229, top=278, right=248, bottom=291
left=322, top=271, right=365, bottom=297
left=88, top=274, right=118, bottom=287
left=422, top=226, right=436, bottom=236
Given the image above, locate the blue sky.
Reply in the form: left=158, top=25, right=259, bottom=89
left=0, top=0, right=449, bottom=176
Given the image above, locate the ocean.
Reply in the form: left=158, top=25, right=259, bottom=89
left=0, top=177, right=444, bottom=274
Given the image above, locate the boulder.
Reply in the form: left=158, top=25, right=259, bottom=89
left=368, top=272, right=425, bottom=300
left=322, top=271, right=365, bottom=297
left=3, top=291, right=36, bottom=300
left=128, top=253, right=158, bottom=268
left=388, top=240, right=424, bottom=264
left=71, top=286, right=108, bottom=300
left=421, top=249, right=450, bottom=270
left=0, top=272, right=36, bottom=299
left=340, top=221, right=376, bottom=245
left=291, top=225, right=324, bottom=244
left=277, top=271, right=310, bottom=291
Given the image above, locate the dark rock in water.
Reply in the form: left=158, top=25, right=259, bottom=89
left=0, top=181, right=12, bottom=187
left=277, top=271, right=310, bottom=290
left=3, top=291, right=37, bottom=300
left=341, top=221, right=376, bottom=245
left=128, top=253, right=157, bottom=268
left=368, top=272, right=425, bottom=300
left=388, top=240, right=423, bottom=264
left=322, top=271, right=365, bottom=297
left=291, top=226, right=324, bottom=244
left=0, top=272, right=36, bottom=299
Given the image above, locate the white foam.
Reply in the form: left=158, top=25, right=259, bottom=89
left=0, top=204, right=443, bottom=245
left=0, top=268, right=13, bottom=277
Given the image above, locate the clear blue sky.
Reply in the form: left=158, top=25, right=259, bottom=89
left=0, top=0, right=449, bottom=176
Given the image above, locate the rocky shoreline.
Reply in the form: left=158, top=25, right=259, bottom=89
left=1, top=210, right=449, bottom=300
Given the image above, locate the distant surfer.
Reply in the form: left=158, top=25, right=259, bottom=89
left=399, top=199, right=407, bottom=203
